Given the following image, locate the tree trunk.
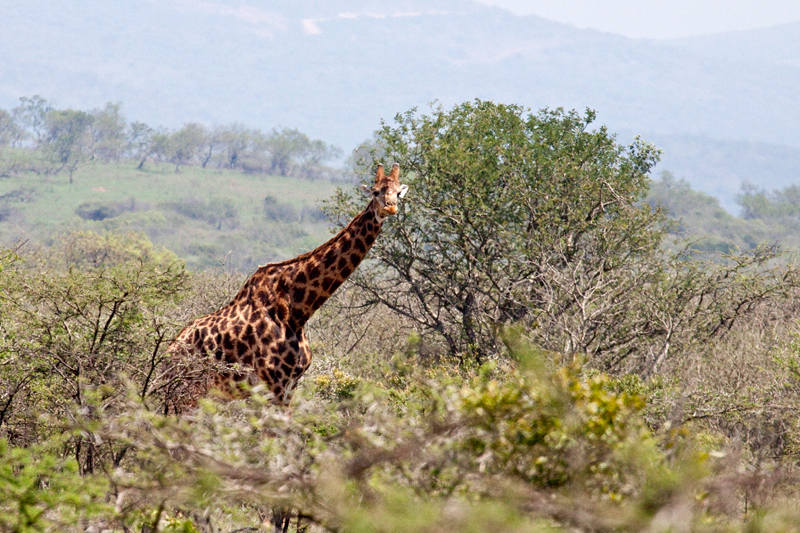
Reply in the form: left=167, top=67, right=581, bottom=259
left=462, top=292, right=486, bottom=364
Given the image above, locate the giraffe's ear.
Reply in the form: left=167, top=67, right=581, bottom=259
left=399, top=184, right=409, bottom=198
left=375, top=164, right=385, bottom=182
left=359, top=183, right=373, bottom=197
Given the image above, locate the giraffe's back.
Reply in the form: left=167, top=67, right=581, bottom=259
left=163, top=298, right=312, bottom=413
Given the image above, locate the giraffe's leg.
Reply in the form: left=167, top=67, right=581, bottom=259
left=270, top=507, right=291, bottom=533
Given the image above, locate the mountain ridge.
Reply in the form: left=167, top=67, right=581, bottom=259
left=1, top=0, right=799, bottom=210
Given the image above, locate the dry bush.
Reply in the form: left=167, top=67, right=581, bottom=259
left=305, top=283, right=435, bottom=379
left=658, top=296, right=800, bottom=457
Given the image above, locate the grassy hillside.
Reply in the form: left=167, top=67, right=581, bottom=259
left=0, top=162, right=342, bottom=271
left=6, top=161, right=800, bottom=275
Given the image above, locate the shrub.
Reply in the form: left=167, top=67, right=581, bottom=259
left=164, top=196, right=240, bottom=229
left=0, top=233, right=187, bottom=454
left=0, top=438, right=110, bottom=532
left=75, top=201, right=124, bottom=220
left=300, top=204, right=327, bottom=223
left=263, top=195, right=299, bottom=222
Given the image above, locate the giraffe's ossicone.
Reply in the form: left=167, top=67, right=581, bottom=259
left=163, top=163, right=407, bottom=412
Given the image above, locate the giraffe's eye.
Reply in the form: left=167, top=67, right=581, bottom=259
left=373, top=191, right=379, bottom=196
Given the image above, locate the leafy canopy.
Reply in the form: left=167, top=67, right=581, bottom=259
left=328, top=100, right=665, bottom=360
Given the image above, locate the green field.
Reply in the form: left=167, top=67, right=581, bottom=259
left=0, top=162, right=342, bottom=271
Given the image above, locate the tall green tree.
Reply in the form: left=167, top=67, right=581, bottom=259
left=43, top=109, right=94, bottom=183
left=0, top=109, right=25, bottom=147
left=326, top=101, right=666, bottom=361
left=169, top=122, right=207, bottom=172
left=215, top=123, right=251, bottom=169
left=128, top=122, right=171, bottom=170
left=127, top=121, right=154, bottom=168
left=12, top=95, right=52, bottom=147
left=737, top=182, right=800, bottom=222
left=328, top=101, right=800, bottom=372
left=265, top=128, right=341, bottom=177
left=91, top=102, right=127, bottom=162
left=266, top=128, right=312, bottom=176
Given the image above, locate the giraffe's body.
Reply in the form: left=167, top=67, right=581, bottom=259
left=164, top=164, right=406, bottom=412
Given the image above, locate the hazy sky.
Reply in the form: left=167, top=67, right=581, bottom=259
left=474, top=0, right=800, bottom=39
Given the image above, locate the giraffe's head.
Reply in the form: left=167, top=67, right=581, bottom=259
left=361, top=163, right=409, bottom=218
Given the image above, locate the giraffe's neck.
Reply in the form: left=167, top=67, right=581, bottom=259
left=287, top=200, right=384, bottom=326
left=242, top=199, right=385, bottom=331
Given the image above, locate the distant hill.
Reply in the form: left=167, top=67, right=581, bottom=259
left=0, top=162, right=339, bottom=271
left=666, top=21, right=800, bottom=69
left=636, top=133, right=800, bottom=213
left=2, top=0, right=800, bottom=208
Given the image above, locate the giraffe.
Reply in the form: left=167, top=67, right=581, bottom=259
left=163, top=163, right=408, bottom=413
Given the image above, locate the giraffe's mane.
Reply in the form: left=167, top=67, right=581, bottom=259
left=255, top=198, right=375, bottom=271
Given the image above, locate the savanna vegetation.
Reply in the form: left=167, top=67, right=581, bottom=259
left=5, top=98, right=800, bottom=532
left=0, top=96, right=346, bottom=271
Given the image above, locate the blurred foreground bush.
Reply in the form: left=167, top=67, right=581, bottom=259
left=0, top=331, right=687, bottom=532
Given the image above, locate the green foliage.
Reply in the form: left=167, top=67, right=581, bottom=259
left=75, top=200, right=135, bottom=221
left=738, top=182, right=800, bottom=221
left=733, top=182, right=800, bottom=253
left=43, top=109, right=94, bottom=181
left=0, top=97, right=343, bottom=183
left=164, top=196, right=240, bottom=229
left=4, top=97, right=800, bottom=531
left=326, top=100, right=666, bottom=360
left=0, top=233, right=187, bottom=450
left=136, top=128, right=171, bottom=170
left=258, top=127, right=342, bottom=178
left=169, top=122, right=208, bottom=171
left=91, top=102, right=127, bottom=163
left=0, top=147, right=41, bottom=178
left=43, top=230, right=180, bottom=269
left=0, top=438, right=110, bottom=532
left=325, top=102, right=800, bottom=378
left=0, top=238, right=707, bottom=531
left=458, top=359, right=651, bottom=495
left=1, top=233, right=799, bottom=530
left=213, top=123, right=250, bottom=169
left=647, top=172, right=800, bottom=253
left=0, top=108, right=25, bottom=147
left=263, top=194, right=299, bottom=222
left=0, top=317, right=687, bottom=532
left=13, top=95, right=52, bottom=146
left=313, top=369, right=362, bottom=401
left=648, top=172, right=784, bottom=252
